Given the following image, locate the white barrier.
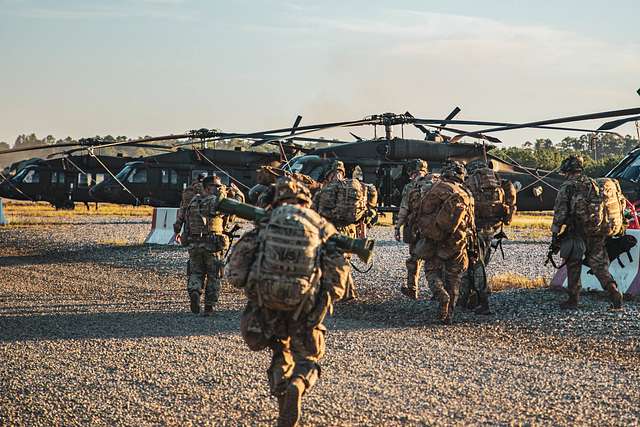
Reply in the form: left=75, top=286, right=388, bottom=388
left=0, top=198, right=7, bottom=226
left=144, top=208, right=179, bottom=245
left=551, top=229, right=640, bottom=296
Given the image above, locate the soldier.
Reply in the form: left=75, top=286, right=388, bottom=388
left=173, top=175, right=239, bottom=316
left=414, top=161, right=476, bottom=324
left=394, top=159, right=438, bottom=299
left=314, top=160, right=368, bottom=300
left=461, top=159, right=517, bottom=314
left=226, top=177, right=349, bottom=427
left=550, top=155, right=624, bottom=310
left=174, top=172, right=207, bottom=229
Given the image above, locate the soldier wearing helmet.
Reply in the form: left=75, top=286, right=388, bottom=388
left=173, top=174, right=242, bottom=316
left=410, top=160, right=476, bottom=324
left=550, top=154, right=624, bottom=310
left=394, top=159, right=439, bottom=300
left=314, top=159, right=367, bottom=300
left=460, top=158, right=517, bottom=315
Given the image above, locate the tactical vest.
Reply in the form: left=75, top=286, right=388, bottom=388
left=247, top=204, right=335, bottom=313
left=315, top=178, right=367, bottom=227
left=185, top=186, right=228, bottom=239
left=415, top=180, right=474, bottom=242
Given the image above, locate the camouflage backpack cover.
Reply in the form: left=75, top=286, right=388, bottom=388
left=315, top=178, right=367, bottom=227
left=567, top=176, right=620, bottom=237
left=414, top=180, right=474, bottom=243
left=597, top=178, right=626, bottom=237
left=466, top=168, right=512, bottom=227
left=247, top=204, right=336, bottom=312
left=403, top=174, right=439, bottom=242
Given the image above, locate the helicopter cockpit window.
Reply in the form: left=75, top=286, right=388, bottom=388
left=127, top=168, right=147, bottom=184
left=22, top=169, right=40, bottom=184
left=610, top=155, right=640, bottom=182
left=95, top=173, right=105, bottom=185
left=78, top=174, right=89, bottom=187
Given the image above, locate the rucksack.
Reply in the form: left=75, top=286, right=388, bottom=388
left=597, top=178, right=627, bottom=237
left=315, top=178, right=367, bottom=227
left=415, top=180, right=473, bottom=242
left=501, top=180, right=517, bottom=225
left=248, top=204, right=334, bottom=312
left=466, top=168, right=507, bottom=227
left=406, top=174, right=439, bottom=224
left=570, top=176, right=604, bottom=237
left=185, top=186, right=227, bottom=238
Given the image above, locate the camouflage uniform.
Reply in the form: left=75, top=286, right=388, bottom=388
left=174, top=176, right=240, bottom=315
left=394, top=159, right=435, bottom=299
left=227, top=177, right=349, bottom=426
left=460, top=159, right=516, bottom=314
left=418, top=161, right=476, bottom=324
left=313, top=160, right=362, bottom=300
left=551, top=155, right=623, bottom=309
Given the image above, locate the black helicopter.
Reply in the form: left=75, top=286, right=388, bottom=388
left=0, top=138, right=176, bottom=208
left=88, top=146, right=281, bottom=207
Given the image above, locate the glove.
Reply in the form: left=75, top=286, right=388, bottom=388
left=394, top=227, right=401, bottom=242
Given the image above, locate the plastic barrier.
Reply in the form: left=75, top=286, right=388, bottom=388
left=144, top=208, right=179, bottom=245
left=551, top=229, right=640, bottom=296
left=0, top=198, right=7, bottom=226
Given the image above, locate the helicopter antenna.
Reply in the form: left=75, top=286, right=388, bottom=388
left=87, top=148, right=141, bottom=205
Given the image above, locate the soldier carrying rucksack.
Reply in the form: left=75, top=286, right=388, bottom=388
left=394, top=159, right=440, bottom=299
left=226, top=177, right=350, bottom=427
left=460, top=159, right=517, bottom=315
left=413, top=160, right=476, bottom=324
left=314, top=160, right=370, bottom=300
left=173, top=175, right=242, bottom=316
left=550, top=155, right=625, bottom=310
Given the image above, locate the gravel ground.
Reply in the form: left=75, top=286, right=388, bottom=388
left=0, top=218, right=639, bottom=426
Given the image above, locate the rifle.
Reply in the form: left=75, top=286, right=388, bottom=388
left=210, top=197, right=376, bottom=264
left=545, top=229, right=567, bottom=268
left=223, top=223, right=242, bottom=258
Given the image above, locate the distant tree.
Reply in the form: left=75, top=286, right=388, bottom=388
left=0, top=142, right=9, bottom=151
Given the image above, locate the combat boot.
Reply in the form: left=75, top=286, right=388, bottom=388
left=559, top=293, right=579, bottom=310
left=606, top=282, right=623, bottom=311
left=189, top=291, right=200, bottom=314
left=474, top=294, right=493, bottom=315
left=202, top=304, right=214, bottom=317
left=400, top=286, right=418, bottom=300
left=277, top=378, right=304, bottom=427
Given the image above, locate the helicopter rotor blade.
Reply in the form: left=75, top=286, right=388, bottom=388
left=597, top=115, right=640, bottom=131
left=290, top=115, right=303, bottom=135
left=0, top=142, right=83, bottom=156
left=349, top=132, right=363, bottom=141
left=446, top=107, right=640, bottom=142
left=404, top=111, right=432, bottom=138
left=440, top=106, right=461, bottom=129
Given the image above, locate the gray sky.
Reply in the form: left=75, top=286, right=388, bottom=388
left=1, top=0, right=639, bottom=146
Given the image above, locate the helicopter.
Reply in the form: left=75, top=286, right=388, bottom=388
left=0, top=138, right=176, bottom=208
left=88, top=146, right=282, bottom=207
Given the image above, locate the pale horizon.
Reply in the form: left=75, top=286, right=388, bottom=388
left=1, top=0, right=639, bottom=147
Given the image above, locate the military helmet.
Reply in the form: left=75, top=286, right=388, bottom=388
left=466, top=159, right=487, bottom=173
left=329, top=160, right=346, bottom=174
left=406, top=159, right=428, bottom=174
left=559, top=155, right=584, bottom=173
left=441, top=160, right=467, bottom=182
left=202, top=175, right=222, bottom=187
left=196, top=172, right=207, bottom=181
left=273, top=176, right=312, bottom=205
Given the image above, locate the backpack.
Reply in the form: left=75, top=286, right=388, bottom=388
left=415, top=180, right=473, bottom=242
left=501, top=180, right=517, bottom=225
left=597, top=178, right=627, bottom=237
left=569, top=176, right=604, bottom=237
left=406, top=174, right=439, bottom=224
left=185, top=186, right=227, bottom=238
left=466, top=168, right=507, bottom=227
left=248, top=204, right=334, bottom=312
left=315, top=178, right=367, bottom=227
